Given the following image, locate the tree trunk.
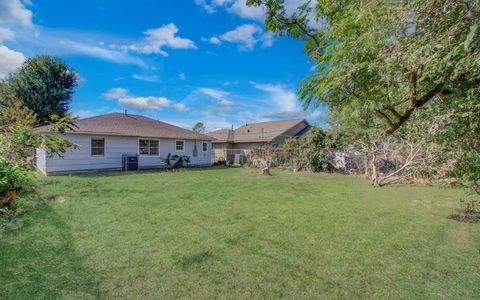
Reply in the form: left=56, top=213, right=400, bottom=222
left=370, top=152, right=380, bottom=187
left=262, top=166, right=271, bottom=176
left=363, top=151, right=370, bottom=179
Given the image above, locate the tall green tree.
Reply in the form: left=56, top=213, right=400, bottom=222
left=2, top=55, right=78, bottom=126
left=248, top=0, right=480, bottom=133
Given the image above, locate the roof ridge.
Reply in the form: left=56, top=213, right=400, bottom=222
left=240, top=119, right=305, bottom=126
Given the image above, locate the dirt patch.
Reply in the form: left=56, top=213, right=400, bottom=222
left=45, top=194, right=66, bottom=203
left=448, top=210, right=480, bottom=223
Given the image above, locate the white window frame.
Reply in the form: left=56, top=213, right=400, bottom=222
left=201, top=141, right=208, bottom=152
left=138, top=138, right=160, bottom=156
left=91, top=137, right=105, bottom=157
left=175, top=140, right=185, bottom=152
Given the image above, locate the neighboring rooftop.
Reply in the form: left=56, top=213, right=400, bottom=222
left=207, top=119, right=309, bottom=143
left=206, top=128, right=235, bottom=143
left=39, top=113, right=213, bottom=140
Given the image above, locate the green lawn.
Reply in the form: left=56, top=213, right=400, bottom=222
left=1, top=168, right=479, bottom=299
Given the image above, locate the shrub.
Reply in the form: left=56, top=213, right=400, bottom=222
left=0, top=157, right=32, bottom=212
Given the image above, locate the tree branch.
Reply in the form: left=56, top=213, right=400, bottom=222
left=384, top=81, right=446, bottom=134
left=272, top=14, right=321, bottom=48
left=374, top=109, right=395, bottom=131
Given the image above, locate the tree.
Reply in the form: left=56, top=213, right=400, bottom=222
left=0, top=96, right=78, bottom=211
left=248, top=0, right=480, bottom=134
left=1, top=55, right=78, bottom=126
left=250, top=0, right=480, bottom=198
left=192, top=122, right=206, bottom=136
left=192, top=122, right=206, bottom=157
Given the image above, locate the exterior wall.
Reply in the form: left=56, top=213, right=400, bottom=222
left=212, top=142, right=233, bottom=161
left=36, top=148, right=47, bottom=175
left=212, top=141, right=269, bottom=164
left=41, top=133, right=212, bottom=175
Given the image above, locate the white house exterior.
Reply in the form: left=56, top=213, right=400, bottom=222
left=36, top=113, right=213, bottom=175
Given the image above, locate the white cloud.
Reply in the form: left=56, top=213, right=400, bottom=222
left=198, top=87, right=235, bottom=106
left=0, top=27, right=15, bottom=42
left=251, top=81, right=297, bottom=112
left=194, top=0, right=264, bottom=21
left=249, top=81, right=327, bottom=122
left=59, top=40, right=145, bottom=66
left=226, top=0, right=265, bottom=21
left=194, top=0, right=323, bottom=30
left=172, top=103, right=188, bottom=112
left=179, top=72, right=186, bottom=80
left=118, top=96, right=173, bottom=111
left=0, top=0, right=33, bottom=28
left=0, top=45, right=25, bottom=79
left=220, top=24, right=261, bottom=50
left=259, top=31, right=274, bottom=48
left=215, top=24, right=273, bottom=50
left=201, top=36, right=222, bottom=45
left=208, top=36, right=222, bottom=45
left=123, top=23, right=196, bottom=57
left=102, top=88, right=188, bottom=112
left=132, top=74, right=161, bottom=82
left=195, top=0, right=217, bottom=13
left=102, top=88, right=130, bottom=100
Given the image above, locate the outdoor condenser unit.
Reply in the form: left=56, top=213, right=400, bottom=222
left=122, top=154, right=138, bottom=171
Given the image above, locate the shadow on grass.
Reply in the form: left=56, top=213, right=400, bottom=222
left=61, top=165, right=238, bottom=178
left=0, top=202, right=103, bottom=298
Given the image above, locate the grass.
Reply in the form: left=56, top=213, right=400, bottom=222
left=1, top=167, right=480, bottom=299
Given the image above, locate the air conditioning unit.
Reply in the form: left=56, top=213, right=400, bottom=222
left=122, top=154, right=138, bottom=171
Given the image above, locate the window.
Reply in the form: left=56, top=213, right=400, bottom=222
left=91, top=138, right=105, bottom=156
left=202, top=141, right=208, bottom=152
left=175, top=140, right=185, bottom=152
left=139, top=139, right=159, bottom=156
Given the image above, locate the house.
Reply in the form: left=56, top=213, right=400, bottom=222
left=207, top=119, right=311, bottom=164
left=36, top=113, right=213, bottom=175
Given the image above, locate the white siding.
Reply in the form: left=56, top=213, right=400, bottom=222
left=41, top=133, right=212, bottom=175
left=36, top=148, right=47, bottom=175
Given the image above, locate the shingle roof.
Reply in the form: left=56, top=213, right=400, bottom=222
left=207, top=119, right=308, bottom=143
left=39, top=113, right=213, bottom=140
left=206, top=129, right=235, bottom=142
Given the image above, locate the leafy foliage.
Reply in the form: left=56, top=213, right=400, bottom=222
left=302, top=126, right=332, bottom=171
left=0, top=97, right=78, bottom=167
left=1, top=55, right=78, bottom=126
left=251, top=0, right=480, bottom=134
left=160, top=153, right=191, bottom=170
left=0, top=157, right=32, bottom=212
left=0, top=97, right=78, bottom=212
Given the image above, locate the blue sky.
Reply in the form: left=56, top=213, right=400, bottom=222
left=0, top=0, right=327, bottom=130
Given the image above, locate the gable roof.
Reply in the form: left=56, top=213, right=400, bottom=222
left=207, top=119, right=309, bottom=143
left=206, top=128, right=235, bottom=143
left=39, top=113, right=213, bottom=140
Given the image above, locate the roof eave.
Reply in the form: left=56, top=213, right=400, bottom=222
left=55, top=130, right=213, bottom=140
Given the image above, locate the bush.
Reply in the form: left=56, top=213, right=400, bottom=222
left=298, top=126, right=335, bottom=172
left=0, top=157, right=32, bottom=212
